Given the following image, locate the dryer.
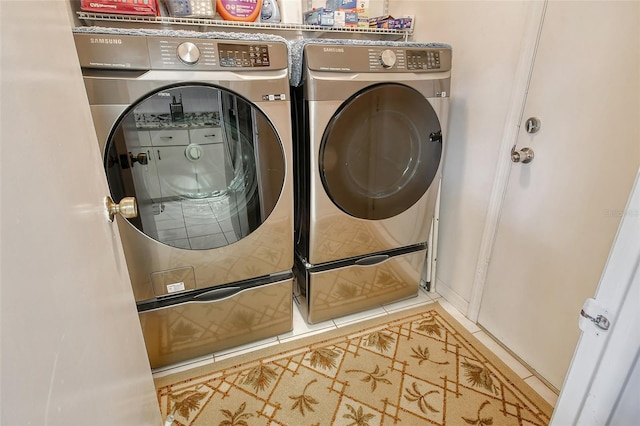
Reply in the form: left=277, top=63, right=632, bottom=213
left=293, top=42, right=451, bottom=323
left=74, top=30, right=294, bottom=368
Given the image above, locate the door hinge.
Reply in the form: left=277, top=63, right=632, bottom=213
left=579, top=298, right=610, bottom=332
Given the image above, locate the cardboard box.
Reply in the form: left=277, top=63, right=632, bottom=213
left=344, top=11, right=358, bottom=26
left=354, top=0, right=384, bottom=26
left=387, top=16, right=413, bottom=29
left=80, top=0, right=159, bottom=15
left=369, top=15, right=413, bottom=29
left=303, top=8, right=335, bottom=26
left=333, top=10, right=345, bottom=27
left=325, top=0, right=356, bottom=9
left=303, top=8, right=321, bottom=25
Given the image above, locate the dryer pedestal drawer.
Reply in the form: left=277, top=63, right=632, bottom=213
left=294, top=248, right=425, bottom=324
left=138, top=277, right=293, bottom=369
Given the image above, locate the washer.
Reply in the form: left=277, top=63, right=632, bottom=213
left=74, top=31, right=294, bottom=368
left=293, top=42, right=451, bottom=323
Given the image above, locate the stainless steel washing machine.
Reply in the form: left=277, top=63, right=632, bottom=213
left=74, top=31, right=294, bottom=368
left=293, top=42, right=451, bottom=323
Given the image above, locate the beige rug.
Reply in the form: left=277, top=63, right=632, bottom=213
left=155, top=302, right=553, bottom=425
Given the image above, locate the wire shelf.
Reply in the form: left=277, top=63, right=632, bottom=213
left=76, top=12, right=413, bottom=40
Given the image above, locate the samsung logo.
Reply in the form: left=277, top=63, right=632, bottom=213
left=323, top=47, right=344, bottom=53
left=90, top=38, right=122, bottom=45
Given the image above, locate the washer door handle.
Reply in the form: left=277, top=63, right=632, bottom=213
left=429, top=131, right=442, bottom=143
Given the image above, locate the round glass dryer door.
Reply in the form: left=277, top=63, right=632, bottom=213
left=104, top=84, right=285, bottom=250
left=320, top=83, right=443, bottom=220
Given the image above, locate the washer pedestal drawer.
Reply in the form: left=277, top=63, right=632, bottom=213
left=139, top=278, right=293, bottom=369
left=294, top=249, right=425, bottom=324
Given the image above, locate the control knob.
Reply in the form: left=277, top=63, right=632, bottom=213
left=177, top=42, right=200, bottom=65
left=379, top=49, right=397, bottom=68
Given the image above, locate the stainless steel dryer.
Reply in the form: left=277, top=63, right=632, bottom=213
left=293, top=42, right=451, bottom=323
left=74, top=31, right=294, bottom=368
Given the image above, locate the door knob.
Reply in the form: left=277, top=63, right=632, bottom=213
left=106, top=196, right=138, bottom=222
left=511, top=146, right=535, bottom=164
left=129, top=152, right=148, bottom=166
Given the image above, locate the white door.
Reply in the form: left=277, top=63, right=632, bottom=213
left=0, top=2, right=161, bottom=424
left=477, top=0, right=640, bottom=390
left=551, top=169, right=640, bottom=425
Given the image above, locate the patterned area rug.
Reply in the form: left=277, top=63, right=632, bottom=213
left=155, top=302, right=553, bottom=425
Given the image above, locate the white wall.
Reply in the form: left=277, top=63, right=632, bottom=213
left=68, top=0, right=532, bottom=316
left=389, top=1, right=533, bottom=310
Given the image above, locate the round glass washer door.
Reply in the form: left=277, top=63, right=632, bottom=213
left=320, top=83, right=443, bottom=220
left=104, top=83, right=285, bottom=250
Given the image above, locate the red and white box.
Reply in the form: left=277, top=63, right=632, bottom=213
left=80, top=0, right=160, bottom=16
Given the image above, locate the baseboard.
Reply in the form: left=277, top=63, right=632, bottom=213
left=434, top=277, right=469, bottom=316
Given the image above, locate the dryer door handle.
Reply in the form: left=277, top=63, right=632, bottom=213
left=355, top=255, right=389, bottom=266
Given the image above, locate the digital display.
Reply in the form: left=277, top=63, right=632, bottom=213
left=407, top=50, right=441, bottom=70
left=218, top=43, right=270, bottom=68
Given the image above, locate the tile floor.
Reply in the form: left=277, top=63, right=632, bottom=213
left=153, top=198, right=239, bottom=249
left=151, top=287, right=558, bottom=407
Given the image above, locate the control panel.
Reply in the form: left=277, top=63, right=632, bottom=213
left=367, top=48, right=444, bottom=71
left=305, top=44, right=451, bottom=74
left=72, top=33, right=287, bottom=71
left=150, top=39, right=271, bottom=69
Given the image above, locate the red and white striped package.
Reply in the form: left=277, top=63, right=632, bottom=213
left=80, top=0, right=160, bottom=16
